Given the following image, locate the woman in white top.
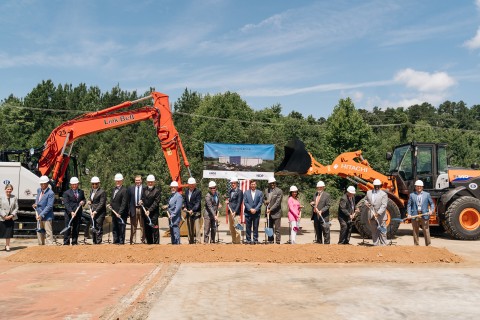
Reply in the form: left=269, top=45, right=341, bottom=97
left=0, top=184, right=19, bottom=251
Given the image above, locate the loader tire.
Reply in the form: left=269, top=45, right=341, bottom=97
left=443, top=196, right=480, bottom=240
left=354, top=198, right=401, bottom=240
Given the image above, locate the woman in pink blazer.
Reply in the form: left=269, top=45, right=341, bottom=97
left=288, top=186, right=303, bottom=244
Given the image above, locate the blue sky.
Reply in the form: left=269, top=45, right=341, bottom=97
left=1, top=0, right=480, bottom=119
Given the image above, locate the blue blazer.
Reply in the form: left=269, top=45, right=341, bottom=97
left=407, top=191, right=435, bottom=220
left=243, top=189, right=263, bottom=215
left=35, top=187, right=55, bottom=221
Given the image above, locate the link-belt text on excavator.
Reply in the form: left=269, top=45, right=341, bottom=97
left=103, top=114, right=135, bottom=125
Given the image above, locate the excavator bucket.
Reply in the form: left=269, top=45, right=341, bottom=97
left=276, top=139, right=312, bottom=175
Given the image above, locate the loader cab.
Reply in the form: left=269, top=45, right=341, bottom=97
left=387, top=142, right=448, bottom=196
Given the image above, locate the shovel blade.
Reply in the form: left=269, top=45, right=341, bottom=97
left=265, top=227, right=274, bottom=237
left=148, top=223, right=155, bottom=228
left=235, top=223, right=244, bottom=231
left=59, top=227, right=70, bottom=235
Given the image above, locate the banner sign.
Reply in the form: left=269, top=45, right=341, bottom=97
left=203, top=143, right=275, bottom=180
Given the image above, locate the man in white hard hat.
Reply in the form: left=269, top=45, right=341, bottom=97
left=88, top=176, right=106, bottom=244
left=226, top=176, right=242, bottom=244
left=243, top=180, right=263, bottom=244
left=166, top=180, right=183, bottom=244
left=128, top=175, right=145, bottom=244
left=140, top=174, right=161, bottom=244
left=108, top=173, right=128, bottom=245
left=338, top=186, right=360, bottom=244
left=264, top=177, right=283, bottom=244
left=184, top=177, right=202, bottom=244
left=310, top=181, right=332, bottom=244
left=407, top=180, right=434, bottom=246
left=364, top=179, right=388, bottom=246
left=62, top=177, right=86, bottom=245
left=204, top=181, right=222, bottom=244
left=33, top=175, right=55, bottom=245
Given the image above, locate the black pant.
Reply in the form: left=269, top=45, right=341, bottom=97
left=92, top=214, right=105, bottom=244
left=313, top=215, right=330, bottom=244
left=144, top=213, right=159, bottom=244
left=267, top=216, right=281, bottom=243
left=245, top=213, right=260, bottom=243
left=63, top=213, right=81, bottom=245
left=338, top=217, right=352, bottom=244
left=112, top=215, right=127, bottom=244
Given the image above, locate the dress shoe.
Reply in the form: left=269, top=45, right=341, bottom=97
left=5, top=246, right=10, bottom=252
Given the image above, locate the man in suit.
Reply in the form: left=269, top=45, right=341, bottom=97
left=407, top=180, right=435, bottom=246
left=226, top=176, right=243, bottom=244
left=128, top=175, right=145, bottom=244
left=184, top=177, right=202, bottom=244
left=140, top=174, right=161, bottom=244
left=310, top=180, right=332, bottom=244
left=338, top=186, right=359, bottom=245
left=243, top=180, right=263, bottom=244
left=34, top=175, right=55, bottom=245
left=167, top=181, right=183, bottom=245
left=364, top=179, right=388, bottom=246
left=108, top=173, right=129, bottom=245
left=88, top=176, right=106, bottom=244
left=264, top=177, right=283, bottom=244
left=204, top=181, right=221, bottom=244
left=62, top=177, right=86, bottom=245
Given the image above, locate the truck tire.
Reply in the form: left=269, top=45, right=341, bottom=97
left=443, top=196, right=480, bottom=240
left=354, top=198, right=401, bottom=240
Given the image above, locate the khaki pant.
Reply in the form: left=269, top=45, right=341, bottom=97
left=187, top=215, right=201, bottom=244
left=37, top=220, right=54, bottom=245
left=412, top=218, right=431, bottom=246
left=228, top=214, right=241, bottom=244
left=130, top=207, right=144, bottom=244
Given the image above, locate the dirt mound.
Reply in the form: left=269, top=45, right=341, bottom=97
left=6, top=244, right=461, bottom=264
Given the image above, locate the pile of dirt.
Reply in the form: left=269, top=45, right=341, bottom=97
left=6, top=244, right=461, bottom=264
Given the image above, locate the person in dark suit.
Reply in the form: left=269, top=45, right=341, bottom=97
left=264, top=177, right=283, bottom=244
left=226, top=176, right=243, bottom=244
left=310, top=181, right=332, bottom=244
left=140, top=174, right=161, bottom=244
left=88, top=176, right=106, bottom=244
left=204, top=181, right=221, bottom=244
left=62, top=177, right=86, bottom=245
left=128, top=175, right=145, bottom=244
left=0, top=184, right=18, bottom=251
left=108, top=173, right=129, bottom=245
left=243, top=180, right=263, bottom=244
left=338, top=186, right=359, bottom=245
left=184, top=177, right=202, bottom=244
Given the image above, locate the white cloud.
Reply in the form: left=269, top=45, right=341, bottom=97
left=477, top=0, right=480, bottom=10
left=464, top=27, right=480, bottom=49
left=394, top=68, right=456, bottom=92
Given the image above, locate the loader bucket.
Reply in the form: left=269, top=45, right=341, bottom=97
left=276, top=139, right=312, bottom=175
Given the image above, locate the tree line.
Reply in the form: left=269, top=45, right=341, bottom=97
left=1, top=80, right=479, bottom=213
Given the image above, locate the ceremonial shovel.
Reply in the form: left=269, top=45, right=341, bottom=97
left=141, top=205, right=157, bottom=228
left=60, top=205, right=81, bottom=235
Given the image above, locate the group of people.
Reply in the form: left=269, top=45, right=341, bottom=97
left=0, top=174, right=435, bottom=250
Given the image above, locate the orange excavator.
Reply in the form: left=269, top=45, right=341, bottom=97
left=277, top=139, right=480, bottom=240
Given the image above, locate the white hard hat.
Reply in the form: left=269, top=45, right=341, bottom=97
left=373, top=179, right=382, bottom=186
left=316, top=181, right=325, bottom=188
left=347, top=186, right=356, bottom=194
left=114, top=173, right=124, bottom=181
left=414, top=180, right=424, bottom=187
left=268, top=177, right=276, bottom=184
left=39, top=175, right=49, bottom=184
left=187, top=177, right=196, bottom=184
left=230, top=177, right=238, bottom=183
left=146, top=174, right=156, bottom=182
left=70, top=177, right=79, bottom=184
left=289, top=185, right=298, bottom=192
left=208, top=181, right=217, bottom=188
left=170, top=181, right=179, bottom=187
left=91, top=176, right=100, bottom=183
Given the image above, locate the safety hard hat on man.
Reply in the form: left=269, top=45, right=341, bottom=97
left=414, top=180, right=424, bottom=187
left=373, top=179, right=382, bottom=186
left=170, top=181, right=179, bottom=187
left=289, top=185, right=298, bottom=192
left=70, top=177, right=79, bottom=184
left=114, top=173, right=124, bottom=181
left=208, top=181, right=217, bottom=188
left=91, top=176, right=100, bottom=183
left=39, top=175, right=49, bottom=184
left=347, top=186, right=356, bottom=194
left=187, top=177, right=196, bottom=184
left=230, top=177, right=238, bottom=183
left=268, top=177, right=276, bottom=184
left=316, top=181, right=325, bottom=188
left=146, top=174, right=156, bottom=182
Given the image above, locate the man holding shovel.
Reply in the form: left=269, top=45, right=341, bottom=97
left=140, top=175, right=161, bottom=244
left=364, top=179, right=388, bottom=246
left=407, top=180, right=434, bottom=246
left=109, top=173, right=129, bottom=245
left=184, top=177, right=202, bottom=244
left=310, top=181, right=331, bottom=244
left=62, top=177, right=85, bottom=246
left=226, top=176, right=243, bottom=244
left=88, top=176, right=106, bottom=244
left=264, top=177, right=283, bottom=244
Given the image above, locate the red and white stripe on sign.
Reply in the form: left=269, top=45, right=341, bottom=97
left=239, top=179, right=250, bottom=224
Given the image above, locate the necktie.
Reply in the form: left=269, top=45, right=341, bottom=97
left=38, top=190, right=44, bottom=201
left=74, top=190, right=78, bottom=200
left=136, top=186, right=140, bottom=205
left=114, top=187, right=119, bottom=199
